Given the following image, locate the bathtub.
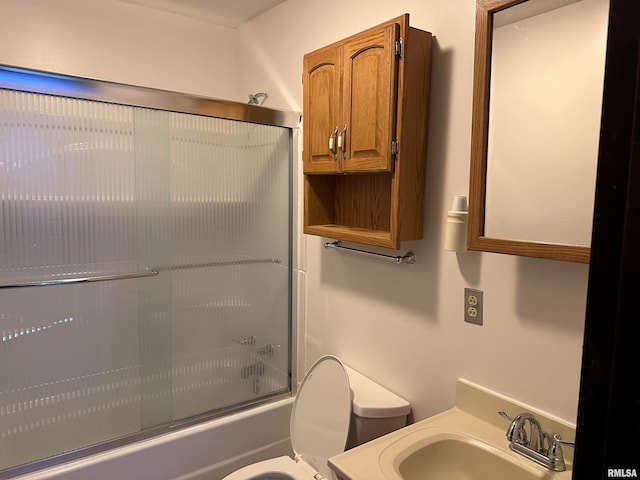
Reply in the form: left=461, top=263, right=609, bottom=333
left=13, top=397, right=294, bottom=480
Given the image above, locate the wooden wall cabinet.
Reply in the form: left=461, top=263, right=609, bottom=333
left=303, top=14, right=432, bottom=249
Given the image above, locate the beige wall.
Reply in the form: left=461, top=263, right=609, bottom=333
left=0, top=0, right=240, bottom=99
left=238, top=0, right=588, bottom=423
left=0, top=0, right=589, bottom=425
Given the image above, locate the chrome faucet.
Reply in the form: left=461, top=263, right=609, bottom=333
left=498, top=411, right=575, bottom=472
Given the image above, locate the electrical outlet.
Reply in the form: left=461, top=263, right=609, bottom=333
left=464, top=288, right=483, bottom=325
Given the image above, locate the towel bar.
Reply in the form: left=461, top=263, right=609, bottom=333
left=324, top=240, right=416, bottom=265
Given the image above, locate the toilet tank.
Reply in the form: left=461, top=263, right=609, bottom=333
left=343, top=365, right=411, bottom=448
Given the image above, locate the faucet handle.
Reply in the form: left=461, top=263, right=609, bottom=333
left=551, top=433, right=575, bottom=448
left=498, top=410, right=514, bottom=422
left=498, top=411, right=521, bottom=443
left=547, top=433, right=573, bottom=470
left=256, top=343, right=281, bottom=356
left=233, top=335, right=256, bottom=347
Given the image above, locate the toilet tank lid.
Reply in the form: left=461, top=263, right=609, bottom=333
left=344, top=366, right=411, bottom=418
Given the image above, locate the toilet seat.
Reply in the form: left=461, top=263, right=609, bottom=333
left=222, top=356, right=352, bottom=480
left=222, top=455, right=317, bottom=480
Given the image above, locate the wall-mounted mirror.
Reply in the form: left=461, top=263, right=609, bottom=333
left=468, top=0, right=609, bottom=263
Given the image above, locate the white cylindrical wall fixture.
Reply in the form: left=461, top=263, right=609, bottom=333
left=444, top=195, right=468, bottom=252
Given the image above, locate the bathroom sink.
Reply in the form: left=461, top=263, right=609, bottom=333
left=328, top=380, right=573, bottom=480
left=379, top=430, right=552, bottom=480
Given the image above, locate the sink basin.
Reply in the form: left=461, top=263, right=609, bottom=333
left=379, top=430, right=551, bottom=480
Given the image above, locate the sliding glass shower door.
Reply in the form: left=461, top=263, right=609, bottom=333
left=0, top=87, right=292, bottom=472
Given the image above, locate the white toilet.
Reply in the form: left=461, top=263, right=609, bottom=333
left=222, top=355, right=410, bottom=480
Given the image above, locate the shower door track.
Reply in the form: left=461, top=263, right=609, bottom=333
left=0, top=65, right=300, bottom=128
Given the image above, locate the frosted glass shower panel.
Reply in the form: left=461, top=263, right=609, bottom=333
left=0, top=86, right=292, bottom=472
left=0, top=91, right=138, bottom=275
left=170, top=115, right=290, bottom=419
left=0, top=91, right=146, bottom=469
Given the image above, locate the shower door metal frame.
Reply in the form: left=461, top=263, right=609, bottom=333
left=0, top=65, right=300, bottom=129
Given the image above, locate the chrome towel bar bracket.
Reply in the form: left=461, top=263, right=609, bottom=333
left=324, top=240, right=416, bottom=265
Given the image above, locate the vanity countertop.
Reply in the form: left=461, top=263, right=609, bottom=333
left=329, top=379, right=575, bottom=480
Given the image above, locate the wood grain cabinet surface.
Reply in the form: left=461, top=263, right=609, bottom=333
left=303, top=14, right=432, bottom=249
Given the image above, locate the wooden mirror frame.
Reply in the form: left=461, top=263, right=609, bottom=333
left=467, top=0, right=591, bottom=264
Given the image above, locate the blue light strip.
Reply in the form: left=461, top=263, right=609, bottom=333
left=0, top=66, right=90, bottom=96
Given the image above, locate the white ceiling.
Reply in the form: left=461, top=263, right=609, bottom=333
left=116, top=0, right=286, bottom=28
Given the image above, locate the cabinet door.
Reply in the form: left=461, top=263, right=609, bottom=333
left=303, top=45, right=342, bottom=173
left=341, top=24, right=399, bottom=173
